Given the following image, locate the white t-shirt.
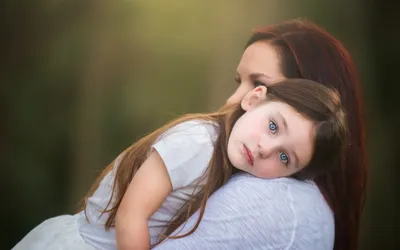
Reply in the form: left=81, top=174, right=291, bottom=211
left=77, top=120, right=218, bottom=250
left=155, top=174, right=335, bottom=250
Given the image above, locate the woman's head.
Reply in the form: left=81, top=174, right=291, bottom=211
left=228, top=19, right=366, bottom=250
left=228, top=79, right=347, bottom=180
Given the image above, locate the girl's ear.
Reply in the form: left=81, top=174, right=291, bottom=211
left=241, top=86, right=268, bottom=111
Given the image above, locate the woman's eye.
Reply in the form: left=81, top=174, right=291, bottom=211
left=279, top=152, right=289, bottom=165
left=269, top=120, right=278, bottom=134
left=235, top=76, right=241, bottom=84
left=254, top=80, right=266, bottom=87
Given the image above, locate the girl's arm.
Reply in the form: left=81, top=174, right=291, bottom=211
left=116, top=150, right=172, bottom=250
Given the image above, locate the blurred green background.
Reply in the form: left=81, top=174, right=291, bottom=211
left=2, top=0, right=398, bottom=249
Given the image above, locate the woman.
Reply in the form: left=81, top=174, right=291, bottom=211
left=155, top=19, right=367, bottom=250
left=12, top=79, right=348, bottom=250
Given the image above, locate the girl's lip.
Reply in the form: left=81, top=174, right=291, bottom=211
left=243, top=144, right=254, bottom=166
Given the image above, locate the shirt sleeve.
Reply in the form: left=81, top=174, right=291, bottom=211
left=153, top=174, right=334, bottom=250
left=152, top=120, right=217, bottom=190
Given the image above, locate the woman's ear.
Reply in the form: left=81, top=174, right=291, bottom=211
left=241, top=86, right=268, bottom=111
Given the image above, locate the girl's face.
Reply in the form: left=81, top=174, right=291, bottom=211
left=227, top=41, right=286, bottom=104
left=227, top=86, right=316, bottom=179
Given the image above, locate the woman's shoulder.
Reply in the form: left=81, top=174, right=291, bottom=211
left=218, top=173, right=333, bottom=223
left=206, top=174, right=334, bottom=249
left=225, top=173, right=320, bottom=194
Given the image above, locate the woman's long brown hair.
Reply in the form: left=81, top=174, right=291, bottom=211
left=81, top=78, right=348, bottom=246
left=246, top=19, right=367, bottom=250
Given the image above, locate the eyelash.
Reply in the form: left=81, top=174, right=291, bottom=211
left=269, top=120, right=278, bottom=134
left=235, top=76, right=240, bottom=85
left=279, top=152, right=289, bottom=166
left=254, top=80, right=266, bottom=87
left=235, top=76, right=266, bottom=88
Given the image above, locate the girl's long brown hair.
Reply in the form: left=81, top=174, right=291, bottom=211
left=81, top=78, right=347, bottom=246
left=246, top=19, right=367, bottom=250
left=82, top=102, right=244, bottom=244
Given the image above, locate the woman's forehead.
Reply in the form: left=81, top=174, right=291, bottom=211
left=238, top=42, right=283, bottom=80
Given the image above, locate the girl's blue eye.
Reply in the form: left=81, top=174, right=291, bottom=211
left=269, top=121, right=278, bottom=134
left=279, top=152, right=289, bottom=165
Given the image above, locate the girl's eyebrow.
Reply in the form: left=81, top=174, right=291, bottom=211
left=292, top=150, right=300, bottom=169
left=276, top=111, right=288, bottom=132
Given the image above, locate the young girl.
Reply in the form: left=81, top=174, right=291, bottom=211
left=13, top=78, right=348, bottom=250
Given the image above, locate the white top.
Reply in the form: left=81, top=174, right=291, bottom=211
left=154, top=174, right=335, bottom=250
left=77, top=120, right=218, bottom=250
